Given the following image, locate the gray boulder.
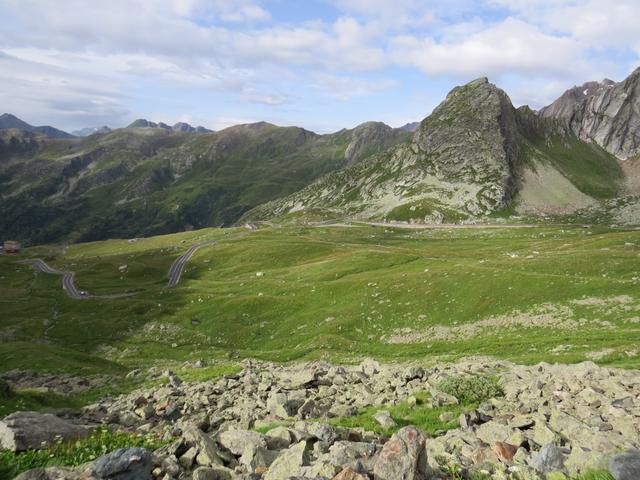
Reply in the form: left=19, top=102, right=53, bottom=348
left=264, top=440, right=308, bottom=480
left=182, top=426, right=225, bottom=467
left=373, top=426, right=432, bottom=480
left=91, top=447, right=152, bottom=480
left=609, top=449, right=640, bottom=480
left=0, top=411, right=88, bottom=452
left=192, top=466, right=235, bottom=480
left=373, top=411, right=397, bottom=430
left=218, top=428, right=267, bottom=456
left=530, top=444, right=566, bottom=473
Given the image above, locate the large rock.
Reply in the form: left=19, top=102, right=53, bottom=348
left=218, top=429, right=267, bottom=456
left=373, top=426, right=432, bottom=480
left=240, top=444, right=279, bottom=473
left=182, top=426, right=224, bottom=467
left=0, top=411, right=88, bottom=452
left=530, top=444, right=566, bottom=473
left=609, top=449, right=640, bottom=480
left=332, top=466, right=369, bottom=480
left=191, top=466, right=235, bottom=480
left=264, top=440, right=308, bottom=480
left=91, top=447, right=153, bottom=480
left=267, top=391, right=305, bottom=419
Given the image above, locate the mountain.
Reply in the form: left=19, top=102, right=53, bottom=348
left=0, top=113, right=74, bottom=139
left=540, top=68, right=640, bottom=160
left=127, top=119, right=213, bottom=133
left=72, top=126, right=112, bottom=137
left=244, top=77, right=625, bottom=223
left=0, top=121, right=409, bottom=244
left=398, top=121, right=420, bottom=132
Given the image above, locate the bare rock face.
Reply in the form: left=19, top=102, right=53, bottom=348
left=248, top=77, right=525, bottom=222
left=541, top=67, right=640, bottom=159
left=372, top=426, right=431, bottom=480
left=0, top=411, right=88, bottom=452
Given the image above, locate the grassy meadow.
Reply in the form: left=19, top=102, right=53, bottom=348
left=1, top=223, right=639, bottom=386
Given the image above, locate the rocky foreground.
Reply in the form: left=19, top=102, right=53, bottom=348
left=2, top=358, right=640, bottom=479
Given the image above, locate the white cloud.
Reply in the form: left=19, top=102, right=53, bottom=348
left=0, top=0, right=638, bottom=130
left=0, top=49, right=129, bottom=127
left=311, top=74, right=398, bottom=101
left=391, top=18, right=587, bottom=79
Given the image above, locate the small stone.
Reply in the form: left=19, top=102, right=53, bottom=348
left=491, top=442, right=518, bottom=463
left=332, top=466, right=369, bottom=480
left=373, top=411, right=397, bottom=430
left=438, top=412, right=456, bottom=423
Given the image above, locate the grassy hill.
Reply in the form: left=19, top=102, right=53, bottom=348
left=2, top=223, right=639, bottom=382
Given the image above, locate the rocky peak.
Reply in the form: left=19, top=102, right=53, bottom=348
left=0, top=113, right=73, bottom=139
left=172, top=122, right=196, bottom=133
left=540, top=68, right=640, bottom=159
left=127, top=119, right=212, bottom=133
left=345, top=121, right=398, bottom=164
left=127, top=118, right=157, bottom=129
left=412, top=77, right=520, bottom=204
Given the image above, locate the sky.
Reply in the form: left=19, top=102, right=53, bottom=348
left=0, top=0, right=639, bottom=134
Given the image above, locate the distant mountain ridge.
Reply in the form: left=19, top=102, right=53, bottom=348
left=0, top=118, right=409, bottom=244
left=72, top=126, right=112, bottom=137
left=0, top=113, right=74, bottom=139
left=2, top=68, right=640, bottom=246
left=127, top=118, right=213, bottom=133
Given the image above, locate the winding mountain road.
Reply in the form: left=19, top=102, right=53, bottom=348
left=21, top=259, right=87, bottom=299
left=167, top=241, right=216, bottom=288
left=21, top=240, right=216, bottom=299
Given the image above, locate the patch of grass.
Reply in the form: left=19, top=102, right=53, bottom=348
left=328, top=391, right=473, bottom=437
left=437, top=375, right=503, bottom=404
left=254, top=421, right=291, bottom=434
left=0, top=389, right=84, bottom=418
left=174, top=363, right=241, bottom=382
left=575, top=471, right=615, bottom=480
left=0, top=428, right=164, bottom=480
left=2, top=223, right=640, bottom=378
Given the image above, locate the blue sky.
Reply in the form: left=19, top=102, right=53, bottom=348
left=0, top=0, right=639, bottom=133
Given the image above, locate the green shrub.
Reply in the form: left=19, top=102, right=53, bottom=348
left=0, top=428, right=164, bottom=480
left=437, top=375, right=503, bottom=404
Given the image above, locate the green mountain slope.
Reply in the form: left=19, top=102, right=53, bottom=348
left=0, top=121, right=408, bottom=244
left=245, top=78, right=626, bottom=224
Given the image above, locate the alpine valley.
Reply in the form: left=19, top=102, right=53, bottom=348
left=2, top=69, right=640, bottom=480
left=2, top=68, right=640, bottom=246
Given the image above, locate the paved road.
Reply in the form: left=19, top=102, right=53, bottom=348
left=167, top=241, right=216, bottom=288
left=21, top=240, right=216, bottom=299
left=21, top=259, right=87, bottom=299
